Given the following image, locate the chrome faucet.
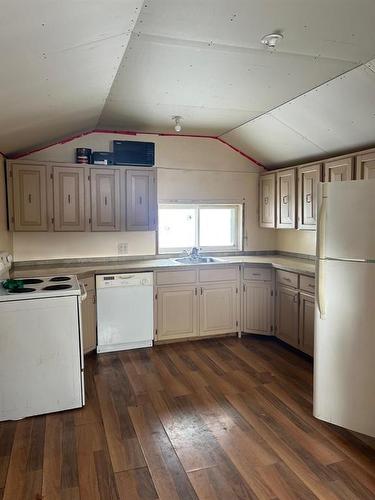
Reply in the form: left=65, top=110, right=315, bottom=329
left=183, top=247, right=200, bottom=259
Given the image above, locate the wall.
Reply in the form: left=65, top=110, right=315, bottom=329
left=12, top=132, right=275, bottom=261
left=276, top=230, right=316, bottom=256
left=0, top=155, right=12, bottom=253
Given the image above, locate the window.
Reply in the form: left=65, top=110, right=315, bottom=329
left=158, top=203, right=242, bottom=253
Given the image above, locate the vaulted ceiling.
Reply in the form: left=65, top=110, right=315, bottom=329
left=2, top=0, right=375, bottom=166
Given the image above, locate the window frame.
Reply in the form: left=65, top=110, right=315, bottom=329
left=158, top=202, right=243, bottom=254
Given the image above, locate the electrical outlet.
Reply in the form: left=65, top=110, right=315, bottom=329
left=118, top=243, right=128, bottom=255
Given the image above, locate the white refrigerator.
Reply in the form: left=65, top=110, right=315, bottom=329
left=314, top=179, right=375, bottom=437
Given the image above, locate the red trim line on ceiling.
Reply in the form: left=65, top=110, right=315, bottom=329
left=8, top=128, right=265, bottom=168
left=216, top=137, right=264, bottom=167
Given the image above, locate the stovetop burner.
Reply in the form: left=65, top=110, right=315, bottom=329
left=21, top=278, right=44, bottom=285
left=43, top=284, right=72, bottom=291
left=8, top=287, right=36, bottom=293
left=49, top=276, right=71, bottom=282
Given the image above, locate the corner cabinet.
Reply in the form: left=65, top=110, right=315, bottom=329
left=297, top=163, right=322, bottom=230
left=242, top=266, right=274, bottom=335
left=7, top=163, right=50, bottom=231
left=276, top=168, right=296, bottom=228
left=126, top=170, right=156, bottom=231
left=259, top=173, right=276, bottom=228
left=6, top=161, right=157, bottom=233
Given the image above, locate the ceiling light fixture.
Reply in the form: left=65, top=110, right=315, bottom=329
left=261, top=32, right=283, bottom=49
left=172, top=115, right=182, bottom=132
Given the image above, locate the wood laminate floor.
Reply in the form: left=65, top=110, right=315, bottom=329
left=1, top=336, right=375, bottom=500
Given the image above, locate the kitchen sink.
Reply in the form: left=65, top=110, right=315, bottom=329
left=173, top=256, right=223, bottom=264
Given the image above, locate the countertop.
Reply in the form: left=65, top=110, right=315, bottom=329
left=12, top=255, right=315, bottom=279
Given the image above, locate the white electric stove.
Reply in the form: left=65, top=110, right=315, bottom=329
left=0, top=252, right=85, bottom=421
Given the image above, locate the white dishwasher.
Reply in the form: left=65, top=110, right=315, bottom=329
left=96, top=272, right=154, bottom=353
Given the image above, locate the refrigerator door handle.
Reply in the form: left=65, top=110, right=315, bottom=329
left=317, top=195, right=327, bottom=259
left=317, top=259, right=326, bottom=319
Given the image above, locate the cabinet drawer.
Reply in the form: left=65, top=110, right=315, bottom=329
left=156, top=269, right=197, bottom=286
left=81, top=276, right=95, bottom=291
left=199, top=266, right=238, bottom=283
left=300, top=275, right=315, bottom=294
left=276, top=269, right=298, bottom=288
left=243, top=267, right=272, bottom=282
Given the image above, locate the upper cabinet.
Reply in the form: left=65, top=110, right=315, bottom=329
left=297, top=163, right=322, bottom=230
left=90, top=169, right=120, bottom=231
left=126, top=170, right=156, bottom=231
left=8, top=163, right=49, bottom=231
left=259, top=173, right=276, bottom=228
left=276, top=168, right=296, bottom=229
left=324, top=156, right=354, bottom=182
left=52, top=166, right=86, bottom=231
left=356, top=151, right=375, bottom=179
left=7, top=161, right=157, bottom=233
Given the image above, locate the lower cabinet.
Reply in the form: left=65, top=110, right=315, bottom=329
left=275, top=276, right=315, bottom=356
left=299, top=292, right=315, bottom=356
left=80, top=277, right=97, bottom=353
left=200, top=284, right=238, bottom=336
left=276, top=285, right=299, bottom=348
left=156, top=286, right=198, bottom=341
left=155, top=267, right=240, bottom=342
left=243, top=281, right=273, bottom=335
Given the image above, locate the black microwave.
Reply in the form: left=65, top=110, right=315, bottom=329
left=113, top=140, right=155, bottom=166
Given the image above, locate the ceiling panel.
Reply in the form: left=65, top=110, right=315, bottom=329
left=0, top=0, right=144, bottom=155
left=99, top=34, right=356, bottom=134
left=221, top=114, right=325, bottom=167
left=221, top=58, right=375, bottom=167
left=99, top=0, right=375, bottom=134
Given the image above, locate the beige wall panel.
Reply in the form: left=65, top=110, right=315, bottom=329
left=0, top=156, right=12, bottom=252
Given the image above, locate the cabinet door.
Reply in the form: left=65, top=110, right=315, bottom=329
left=276, top=168, right=296, bottom=228
left=126, top=170, right=156, bottom=231
left=199, top=284, right=238, bottom=336
left=11, top=163, right=49, bottom=231
left=243, top=282, right=273, bottom=335
left=356, top=151, right=375, bottom=179
left=81, top=289, right=97, bottom=354
left=156, top=286, right=198, bottom=341
left=298, top=163, right=322, bottom=230
left=53, top=167, right=86, bottom=231
left=299, top=292, right=314, bottom=357
left=324, top=157, right=354, bottom=182
left=90, top=169, right=120, bottom=231
left=276, top=285, right=299, bottom=348
left=259, top=173, right=275, bottom=228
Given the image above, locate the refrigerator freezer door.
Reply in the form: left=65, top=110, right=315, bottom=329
left=317, top=180, right=375, bottom=261
left=314, top=260, right=375, bottom=437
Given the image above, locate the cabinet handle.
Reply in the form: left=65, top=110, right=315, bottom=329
left=195, top=288, right=197, bottom=295
left=104, top=196, right=108, bottom=206
left=200, top=287, right=203, bottom=295
left=284, top=277, right=291, bottom=282
left=68, top=194, right=71, bottom=204
left=306, top=193, right=311, bottom=203
left=264, top=196, right=269, bottom=205
left=282, top=195, right=289, bottom=204
left=308, top=283, right=315, bottom=288
left=293, top=294, right=298, bottom=303
left=252, top=273, right=261, bottom=276
left=139, top=196, right=143, bottom=205
left=28, top=194, right=32, bottom=203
